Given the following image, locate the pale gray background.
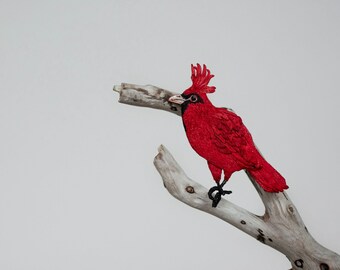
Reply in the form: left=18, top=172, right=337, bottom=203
left=1, top=1, right=339, bottom=269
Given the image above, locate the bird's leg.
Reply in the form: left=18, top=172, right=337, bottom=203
left=208, top=179, right=232, bottom=208
left=207, top=164, right=232, bottom=207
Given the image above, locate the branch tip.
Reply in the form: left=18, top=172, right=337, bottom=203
left=157, top=144, right=166, bottom=153
left=113, top=85, right=122, bottom=93
left=153, top=145, right=165, bottom=169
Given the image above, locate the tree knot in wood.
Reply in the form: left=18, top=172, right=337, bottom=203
left=288, top=205, right=294, bottom=214
left=185, top=186, right=195, bottom=194
left=257, top=229, right=266, bottom=244
left=294, top=259, right=304, bottom=268
left=320, top=263, right=329, bottom=270
left=170, top=105, right=178, bottom=111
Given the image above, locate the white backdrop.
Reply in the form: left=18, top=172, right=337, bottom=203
left=1, top=1, right=340, bottom=269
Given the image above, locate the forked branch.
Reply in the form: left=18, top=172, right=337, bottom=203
left=113, top=83, right=340, bottom=270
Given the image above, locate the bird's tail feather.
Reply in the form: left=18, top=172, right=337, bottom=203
left=248, top=159, right=288, bottom=193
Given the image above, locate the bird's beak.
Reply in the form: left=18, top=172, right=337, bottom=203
left=168, top=94, right=186, bottom=105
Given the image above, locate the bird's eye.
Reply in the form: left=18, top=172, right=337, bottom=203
left=190, top=94, right=198, bottom=103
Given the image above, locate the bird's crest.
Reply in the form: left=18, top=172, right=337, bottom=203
left=188, top=64, right=216, bottom=94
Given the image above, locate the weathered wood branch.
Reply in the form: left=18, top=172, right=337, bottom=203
left=113, top=83, right=340, bottom=270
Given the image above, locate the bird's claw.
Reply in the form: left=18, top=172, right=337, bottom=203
left=208, top=184, right=232, bottom=208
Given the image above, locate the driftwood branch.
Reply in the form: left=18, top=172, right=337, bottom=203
left=113, top=83, right=340, bottom=270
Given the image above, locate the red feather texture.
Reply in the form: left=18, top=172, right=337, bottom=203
left=180, top=64, right=288, bottom=193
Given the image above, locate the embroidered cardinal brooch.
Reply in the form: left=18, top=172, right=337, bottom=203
left=169, top=64, right=288, bottom=207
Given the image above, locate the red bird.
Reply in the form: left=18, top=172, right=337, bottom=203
left=169, top=64, right=288, bottom=207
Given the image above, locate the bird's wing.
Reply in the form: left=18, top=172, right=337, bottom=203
left=209, top=108, right=261, bottom=169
